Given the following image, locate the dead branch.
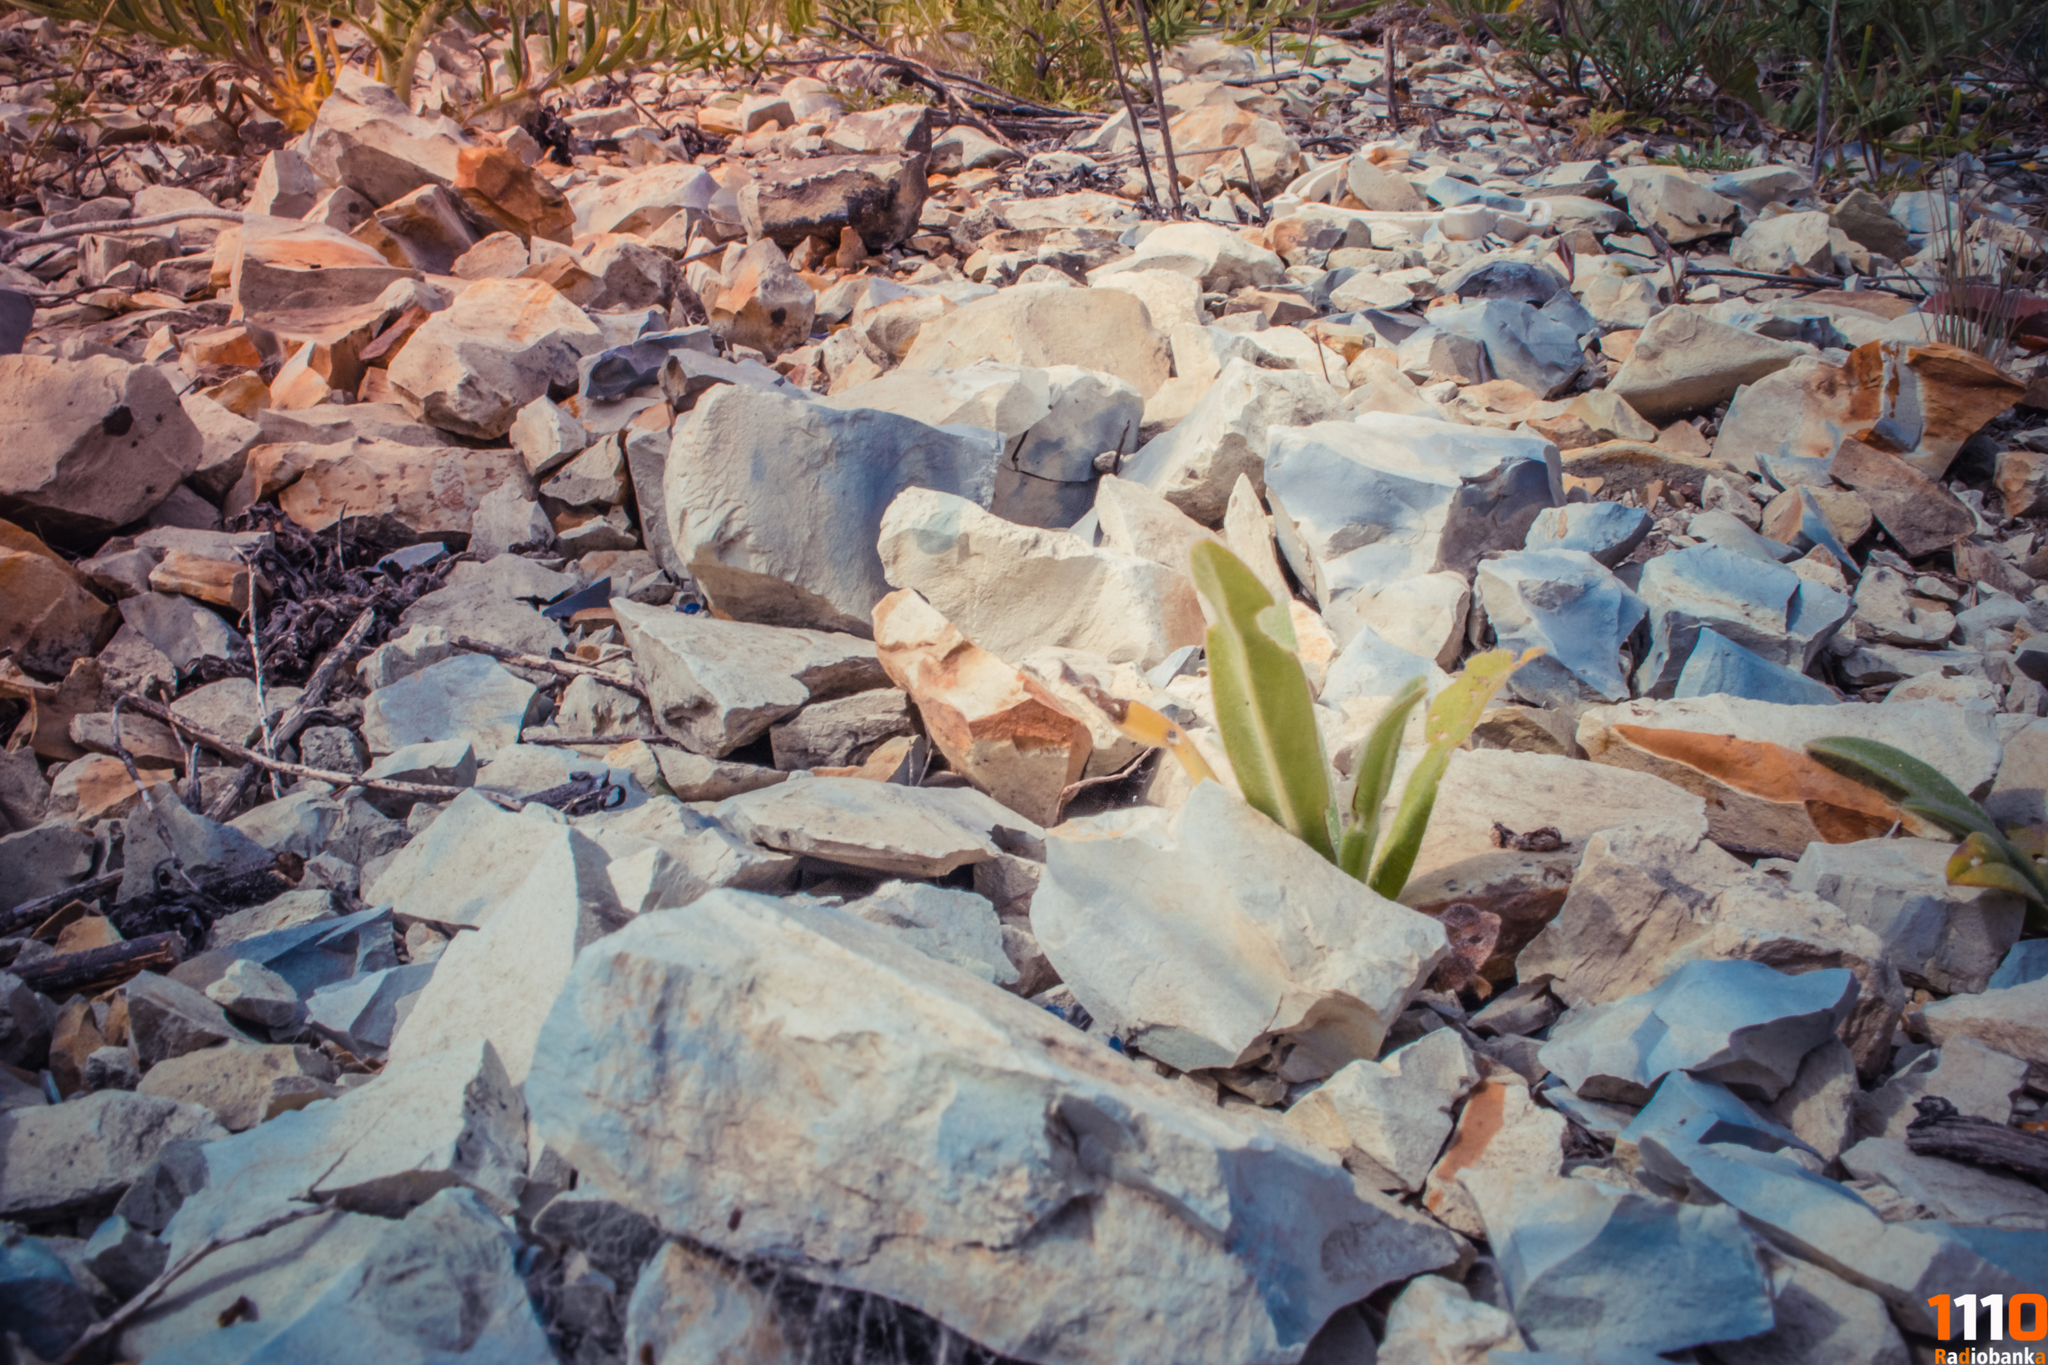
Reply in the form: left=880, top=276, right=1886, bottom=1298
left=205, top=607, right=377, bottom=821
left=448, top=636, right=648, bottom=700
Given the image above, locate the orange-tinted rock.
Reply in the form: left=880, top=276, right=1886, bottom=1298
left=455, top=144, right=575, bottom=244
left=0, top=521, right=117, bottom=677
left=873, top=589, right=1091, bottom=826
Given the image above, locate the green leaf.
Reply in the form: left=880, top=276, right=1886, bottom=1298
left=1338, top=676, right=1427, bottom=881
left=1948, top=832, right=2047, bottom=907
left=1368, top=649, right=1533, bottom=900
left=1805, top=736, right=2000, bottom=842
left=1190, top=541, right=1334, bottom=861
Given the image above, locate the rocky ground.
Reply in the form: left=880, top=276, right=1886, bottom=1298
left=1, top=12, right=2048, bottom=1365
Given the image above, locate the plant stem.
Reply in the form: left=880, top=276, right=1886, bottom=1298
left=1125, top=0, right=1182, bottom=217
left=1811, top=0, right=1839, bottom=182
left=1093, top=0, right=1161, bottom=210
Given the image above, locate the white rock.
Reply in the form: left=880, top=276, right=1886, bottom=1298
left=386, top=277, right=605, bottom=439
left=848, top=879, right=1017, bottom=986
left=1114, top=221, right=1285, bottom=292
left=159, top=1039, right=527, bottom=1262
left=716, top=776, right=1034, bottom=878
left=878, top=487, right=1205, bottom=669
left=1854, top=1038, right=2027, bottom=1140
left=1789, top=838, right=2025, bottom=994
left=612, top=597, right=883, bottom=757
left=1284, top=1028, right=1480, bottom=1191
left=526, top=893, right=1461, bottom=1365
left=1376, top=1274, right=1524, bottom=1365
left=1421, top=1072, right=1567, bottom=1237
left=1035, top=782, right=1448, bottom=1076
left=663, top=384, right=999, bottom=634
left=1122, top=359, right=1348, bottom=525
left=385, top=826, right=629, bottom=1084
left=360, top=653, right=542, bottom=758
left=898, top=281, right=1171, bottom=397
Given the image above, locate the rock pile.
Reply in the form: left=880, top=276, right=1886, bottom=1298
left=0, top=16, right=2046, bottom=1365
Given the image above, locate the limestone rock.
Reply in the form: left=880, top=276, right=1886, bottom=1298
left=899, top=282, right=1171, bottom=399
left=613, top=597, right=884, bottom=758
left=1539, top=957, right=1858, bottom=1104
left=0, top=354, right=204, bottom=538
left=1284, top=1028, right=1479, bottom=1192
left=741, top=152, right=929, bottom=252
left=872, top=590, right=1091, bottom=825
left=879, top=488, right=1204, bottom=670
left=709, top=238, right=816, bottom=358
left=1266, top=414, right=1561, bottom=604
left=0, top=521, right=117, bottom=675
left=526, top=894, right=1460, bottom=1365
left=1609, top=308, right=1805, bottom=424
left=664, top=384, right=999, bottom=634
left=360, top=653, right=542, bottom=758
left=1461, top=1169, right=1772, bottom=1356
left=1122, top=358, right=1347, bottom=525
left=717, top=776, right=1033, bottom=877
left=386, top=277, right=604, bottom=439
left=302, top=73, right=473, bottom=208
left=0, top=1091, right=227, bottom=1222
left=1036, top=782, right=1448, bottom=1076
left=1419, top=1073, right=1566, bottom=1237
left=1790, top=838, right=2024, bottom=995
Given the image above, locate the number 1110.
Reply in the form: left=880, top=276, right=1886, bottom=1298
left=1929, top=1294, right=2048, bottom=1341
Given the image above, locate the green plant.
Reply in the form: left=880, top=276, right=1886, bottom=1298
left=1808, top=736, right=2048, bottom=929
left=1092, top=543, right=1533, bottom=901
left=1655, top=135, right=1747, bottom=170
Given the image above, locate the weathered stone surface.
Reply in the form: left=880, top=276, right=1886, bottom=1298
left=741, top=152, right=928, bottom=252
left=1461, top=1169, right=1773, bottom=1356
left=847, top=879, right=1017, bottom=986
left=1419, top=1071, right=1567, bottom=1236
left=1619, top=171, right=1741, bottom=244
left=879, top=488, right=1204, bottom=670
left=1523, top=499, right=1650, bottom=567
left=159, top=1039, right=527, bottom=1263
left=136, top=1043, right=338, bottom=1132
left=1854, top=1037, right=2027, bottom=1140
left=1266, top=414, right=1561, bottom=605
left=871, top=590, right=1091, bottom=825
left=716, top=776, right=1030, bottom=877
left=709, top=237, right=816, bottom=358
left=1609, top=308, right=1804, bottom=424
left=0, top=354, right=204, bottom=538
left=265, top=437, right=533, bottom=541
left=1577, top=695, right=1999, bottom=857
left=0, top=1091, right=227, bottom=1221
left=0, top=520, right=117, bottom=675
left=1790, top=838, right=2024, bottom=994
left=528, top=894, right=1460, bottom=1365
left=899, top=282, right=1171, bottom=398
left=1477, top=548, right=1645, bottom=705
left=302, top=74, right=473, bottom=208
left=613, top=597, right=883, bottom=757
left=386, top=826, right=627, bottom=1085
left=1714, top=1248, right=1911, bottom=1365
left=1122, top=359, right=1348, bottom=525
left=1284, top=1028, right=1478, bottom=1192
left=1913, top=976, right=2048, bottom=1061
left=1843, top=1135, right=2048, bottom=1228
left=624, top=1240, right=806, bottom=1365
left=664, top=384, right=999, bottom=634
left=387, top=277, right=604, bottom=439
left=1518, top=818, right=1904, bottom=1072
left=1633, top=543, right=1852, bottom=696
left=1037, top=782, right=1447, bottom=1075
left=1540, top=958, right=1858, bottom=1104
left=360, top=653, right=541, bottom=758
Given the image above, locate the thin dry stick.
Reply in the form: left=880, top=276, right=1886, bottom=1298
left=519, top=731, right=686, bottom=748
left=1238, top=147, right=1267, bottom=223
left=448, top=636, right=648, bottom=699
left=1093, top=0, right=1162, bottom=210
left=1810, top=0, right=1839, bottom=183
left=1385, top=24, right=1403, bottom=135
left=0, top=206, right=244, bottom=257
left=121, top=693, right=511, bottom=809
left=242, top=554, right=281, bottom=801
left=1125, top=0, right=1183, bottom=217
left=205, top=606, right=376, bottom=821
